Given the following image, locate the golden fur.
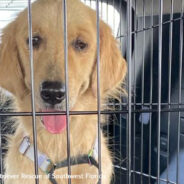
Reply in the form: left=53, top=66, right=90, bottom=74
left=0, top=0, right=127, bottom=183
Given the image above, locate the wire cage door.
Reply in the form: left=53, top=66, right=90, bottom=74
left=0, top=0, right=184, bottom=184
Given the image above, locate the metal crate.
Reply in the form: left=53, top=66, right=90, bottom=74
left=0, top=0, right=184, bottom=184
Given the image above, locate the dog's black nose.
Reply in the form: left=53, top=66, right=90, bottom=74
left=41, top=81, right=65, bottom=105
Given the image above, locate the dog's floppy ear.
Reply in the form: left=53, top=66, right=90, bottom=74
left=0, top=22, right=26, bottom=98
left=91, top=21, right=127, bottom=97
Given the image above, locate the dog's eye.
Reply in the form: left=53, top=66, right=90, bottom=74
left=72, top=39, right=88, bottom=52
left=26, top=35, right=42, bottom=49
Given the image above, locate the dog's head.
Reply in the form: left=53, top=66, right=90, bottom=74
left=0, top=0, right=126, bottom=134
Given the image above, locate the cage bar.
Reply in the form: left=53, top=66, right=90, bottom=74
left=126, top=0, right=132, bottom=184
left=27, top=0, right=39, bottom=183
left=148, top=0, right=154, bottom=183
left=176, top=0, right=184, bottom=183
left=96, top=0, right=102, bottom=183
left=157, top=0, right=163, bottom=184
left=140, top=1, right=146, bottom=183
left=166, top=0, right=174, bottom=183
left=118, top=0, right=123, bottom=183
left=62, top=0, right=72, bottom=183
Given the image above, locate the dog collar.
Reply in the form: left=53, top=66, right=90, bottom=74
left=19, top=136, right=54, bottom=174
left=19, top=136, right=99, bottom=175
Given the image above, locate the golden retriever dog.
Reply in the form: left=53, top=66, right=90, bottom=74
left=0, top=0, right=127, bottom=183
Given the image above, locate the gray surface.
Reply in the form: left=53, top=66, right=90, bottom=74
left=159, top=149, right=184, bottom=184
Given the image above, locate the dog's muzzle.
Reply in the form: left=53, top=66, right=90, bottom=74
left=40, top=81, right=67, bottom=134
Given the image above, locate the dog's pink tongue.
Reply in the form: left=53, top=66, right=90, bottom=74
left=42, top=110, right=66, bottom=134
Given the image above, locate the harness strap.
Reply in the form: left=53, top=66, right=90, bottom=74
left=19, top=136, right=99, bottom=184
left=19, top=136, right=54, bottom=173
left=48, top=154, right=99, bottom=184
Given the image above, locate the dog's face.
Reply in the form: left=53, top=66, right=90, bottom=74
left=11, top=0, right=98, bottom=111
left=0, top=0, right=126, bottom=134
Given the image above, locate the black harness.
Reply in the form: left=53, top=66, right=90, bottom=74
left=19, top=136, right=99, bottom=184
left=48, top=154, right=99, bottom=184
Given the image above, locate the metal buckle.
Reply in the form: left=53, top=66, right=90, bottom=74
left=45, top=160, right=55, bottom=174
left=19, top=136, right=31, bottom=155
